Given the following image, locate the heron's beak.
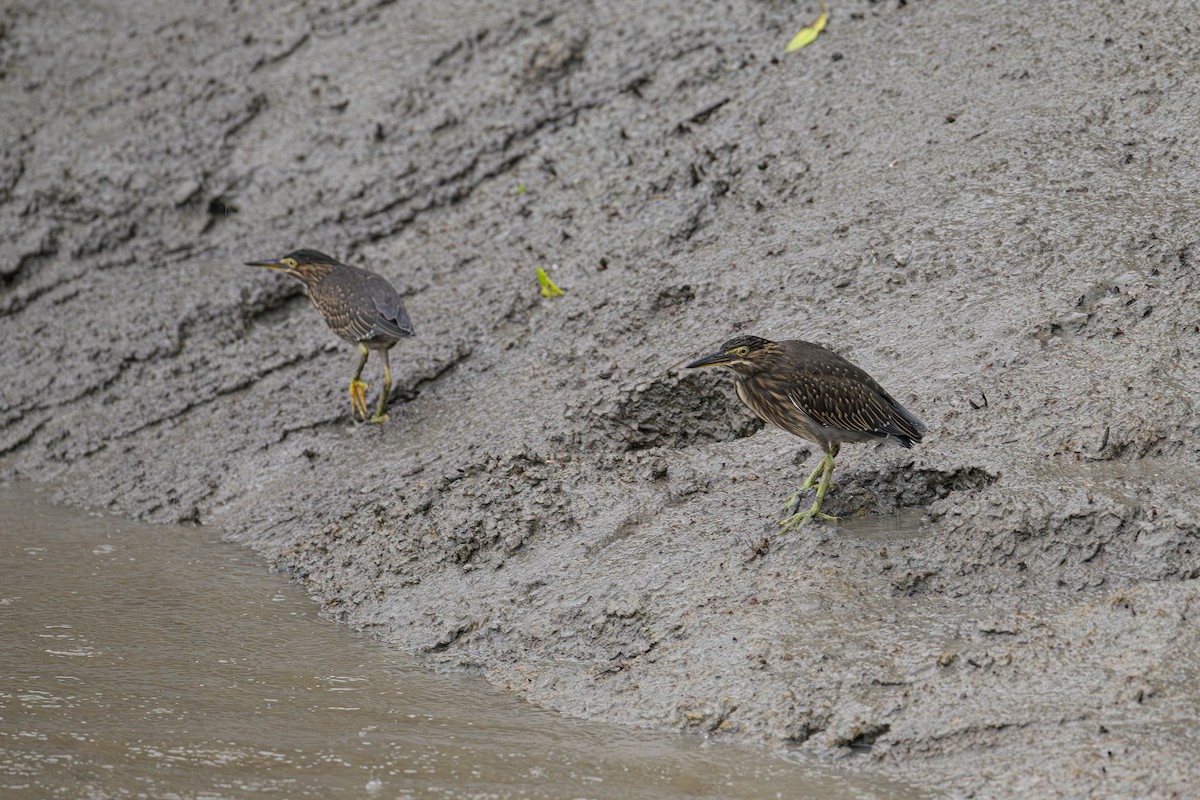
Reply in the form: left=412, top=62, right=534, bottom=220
left=245, top=258, right=285, bottom=270
left=686, top=351, right=734, bottom=369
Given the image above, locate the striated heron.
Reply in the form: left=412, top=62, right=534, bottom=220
left=246, top=248, right=414, bottom=424
left=687, top=335, right=926, bottom=530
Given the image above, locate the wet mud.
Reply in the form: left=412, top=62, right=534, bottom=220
left=2, top=1, right=1199, bottom=797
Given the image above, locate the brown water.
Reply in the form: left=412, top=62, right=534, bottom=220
left=0, top=483, right=923, bottom=799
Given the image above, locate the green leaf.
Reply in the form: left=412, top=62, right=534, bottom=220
left=786, top=0, right=828, bottom=52
left=536, top=267, right=564, bottom=297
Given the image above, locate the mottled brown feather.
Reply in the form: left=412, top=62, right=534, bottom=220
left=722, top=338, right=924, bottom=452
left=291, top=253, right=413, bottom=348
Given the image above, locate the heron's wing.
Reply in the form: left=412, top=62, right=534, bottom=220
left=787, top=368, right=924, bottom=447
left=366, top=274, right=415, bottom=338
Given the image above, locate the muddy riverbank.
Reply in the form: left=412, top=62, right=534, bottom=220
left=3, top=481, right=917, bottom=799
left=2, top=1, right=1198, bottom=797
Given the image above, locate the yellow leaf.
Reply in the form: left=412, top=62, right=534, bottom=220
left=536, top=267, right=564, bottom=297
left=785, top=0, right=828, bottom=52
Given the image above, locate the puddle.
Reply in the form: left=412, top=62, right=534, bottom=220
left=0, top=482, right=925, bottom=799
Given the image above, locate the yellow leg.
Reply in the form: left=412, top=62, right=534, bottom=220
left=349, top=343, right=370, bottom=422
left=369, top=348, right=392, bottom=424
left=783, top=455, right=827, bottom=512
left=780, top=445, right=840, bottom=531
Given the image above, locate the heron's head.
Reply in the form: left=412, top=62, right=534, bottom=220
left=685, top=335, right=778, bottom=377
left=245, top=249, right=340, bottom=285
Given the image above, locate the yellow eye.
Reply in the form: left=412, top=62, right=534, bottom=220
left=735, top=346, right=750, bottom=357
left=283, top=258, right=297, bottom=268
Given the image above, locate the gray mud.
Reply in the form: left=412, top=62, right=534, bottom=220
left=2, top=1, right=1199, bottom=797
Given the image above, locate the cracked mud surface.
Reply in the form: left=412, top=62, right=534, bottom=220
left=3, top=1, right=1199, bottom=797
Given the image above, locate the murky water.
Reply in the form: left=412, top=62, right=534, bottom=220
left=0, top=483, right=922, bottom=799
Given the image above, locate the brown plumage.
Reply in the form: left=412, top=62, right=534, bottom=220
left=246, top=249, right=413, bottom=424
left=686, top=335, right=925, bottom=529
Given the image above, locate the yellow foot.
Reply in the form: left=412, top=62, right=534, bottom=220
left=779, top=505, right=838, bottom=532
left=782, top=486, right=820, bottom=513
left=368, top=413, right=389, bottom=425
left=350, top=379, right=370, bottom=421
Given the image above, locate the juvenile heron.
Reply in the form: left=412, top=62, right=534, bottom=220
left=687, top=335, right=926, bottom=530
left=246, top=248, right=414, bottom=424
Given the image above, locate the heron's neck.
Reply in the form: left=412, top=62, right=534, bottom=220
left=296, top=262, right=335, bottom=286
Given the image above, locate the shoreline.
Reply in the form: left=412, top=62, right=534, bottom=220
left=3, top=1, right=1198, bottom=797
